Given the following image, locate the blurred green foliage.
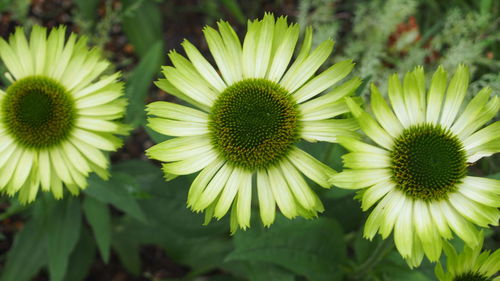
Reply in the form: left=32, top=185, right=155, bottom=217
left=0, top=0, right=498, bottom=281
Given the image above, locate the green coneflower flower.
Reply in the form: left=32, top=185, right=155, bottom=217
left=146, top=13, right=359, bottom=232
left=0, top=26, right=128, bottom=203
left=330, top=65, right=500, bottom=267
left=435, top=235, right=500, bottom=281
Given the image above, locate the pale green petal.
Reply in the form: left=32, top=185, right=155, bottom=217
left=463, top=121, right=500, bottom=151
left=73, top=73, right=121, bottom=100
left=266, top=21, right=300, bottom=82
left=466, top=138, right=500, bottom=163
left=388, top=73, right=411, bottom=127
left=370, top=83, right=403, bottom=137
left=50, top=33, right=76, bottom=80
left=360, top=181, right=394, bottom=211
left=154, top=78, right=210, bottom=112
left=288, top=147, right=335, bottom=188
left=147, top=117, right=209, bottom=137
left=11, top=26, right=34, bottom=76
left=146, top=101, right=208, bottom=123
left=342, top=152, right=391, bottom=169
left=267, top=165, right=297, bottom=218
left=190, top=163, right=233, bottom=211
left=146, top=136, right=212, bottom=162
left=440, top=65, right=470, bottom=128
left=280, top=39, right=334, bottom=93
left=187, top=159, right=224, bottom=208
left=214, top=168, right=245, bottom=219
left=0, top=36, right=25, bottom=79
left=7, top=149, right=33, bottom=194
left=236, top=170, right=253, bottom=229
left=299, top=78, right=361, bottom=121
left=203, top=26, right=237, bottom=84
left=458, top=178, right=500, bottom=206
left=413, top=200, right=442, bottom=261
left=44, top=26, right=66, bottom=78
left=168, top=50, right=220, bottom=96
left=456, top=95, right=499, bottom=140
left=49, top=148, right=74, bottom=185
left=336, top=136, right=389, bottom=154
left=346, top=97, right=394, bottom=149
left=293, top=60, right=354, bottom=103
left=182, top=39, right=226, bottom=92
left=76, top=118, right=121, bottom=133
left=162, top=149, right=218, bottom=177
left=29, top=25, right=47, bottom=75
left=280, top=158, right=319, bottom=210
left=449, top=192, right=499, bottom=227
left=301, top=119, right=359, bottom=142
left=428, top=201, right=453, bottom=239
left=330, top=169, right=391, bottom=189
left=437, top=200, right=480, bottom=247
left=403, top=68, right=425, bottom=125
left=364, top=192, right=392, bottom=240
left=72, top=129, right=119, bottom=151
left=426, top=65, right=447, bottom=124
left=69, top=137, right=108, bottom=169
left=216, top=21, right=243, bottom=83
left=450, top=87, right=491, bottom=136
left=61, top=141, right=90, bottom=175
left=241, top=19, right=260, bottom=78
left=379, top=190, right=407, bottom=239
left=162, top=66, right=216, bottom=107
left=0, top=148, right=21, bottom=189
left=257, top=170, right=276, bottom=226
left=38, top=150, right=51, bottom=191
left=394, top=194, right=414, bottom=258
left=253, top=13, right=275, bottom=78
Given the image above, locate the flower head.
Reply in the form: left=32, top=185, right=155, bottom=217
left=435, top=235, right=500, bottom=281
left=331, top=65, right=500, bottom=267
left=0, top=26, right=128, bottom=203
left=147, top=13, right=359, bottom=232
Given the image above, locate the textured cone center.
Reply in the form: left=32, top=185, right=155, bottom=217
left=2, top=76, right=76, bottom=148
left=209, top=79, right=299, bottom=170
left=390, top=124, right=467, bottom=200
left=453, top=272, right=491, bottom=281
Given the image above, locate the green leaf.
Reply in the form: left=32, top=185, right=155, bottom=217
left=224, top=261, right=296, bottom=281
left=74, top=0, right=99, bottom=21
left=124, top=41, right=163, bottom=127
left=45, top=196, right=83, bottom=281
left=0, top=220, right=46, bottom=281
left=220, top=0, right=246, bottom=24
left=63, top=227, right=97, bottom=281
left=121, top=0, right=163, bottom=58
left=487, top=172, right=500, bottom=180
left=112, top=160, right=232, bottom=272
left=227, top=217, right=346, bottom=281
left=83, top=195, right=112, bottom=262
left=112, top=226, right=142, bottom=275
left=84, top=173, right=147, bottom=223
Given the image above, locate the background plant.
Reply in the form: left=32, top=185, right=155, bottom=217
left=0, top=0, right=498, bottom=281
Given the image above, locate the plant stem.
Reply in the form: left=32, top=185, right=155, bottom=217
left=351, top=238, right=394, bottom=280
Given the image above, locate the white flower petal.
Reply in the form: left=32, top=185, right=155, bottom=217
left=288, top=147, right=335, bottom=188
left=267, top=166, right=297, bottom=218
left=330, top=169, right=392, bottom=189
left=425, top=66, right=447, bottom=124
left=280, top=39, right=334, bottom=93
left=439, top=65, right=470, bottom=128
left=147, top=117, right=209, bottom=137
left=146, top=101, right=208, bottom=123
left=257, top=170, right=276, bottom=226
left=293, top=60, right=354, bottom=103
